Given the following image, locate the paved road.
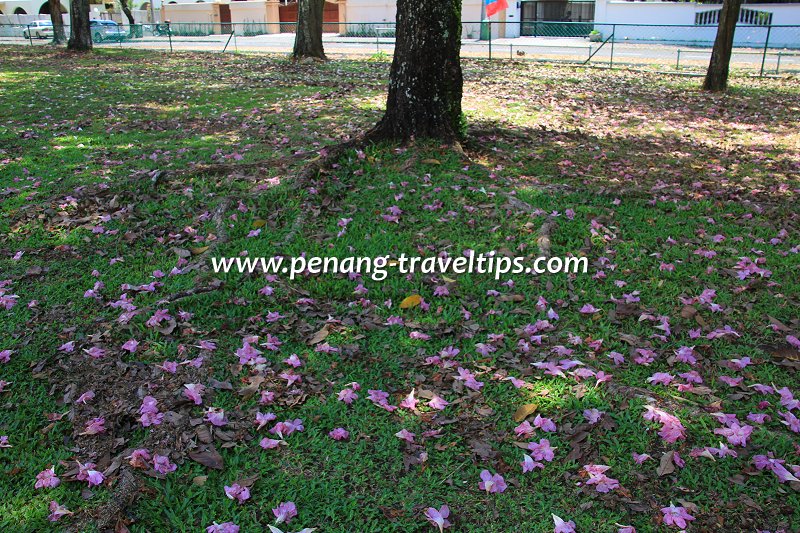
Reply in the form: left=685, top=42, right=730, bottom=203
left=2, top=32, right=797, bottom=74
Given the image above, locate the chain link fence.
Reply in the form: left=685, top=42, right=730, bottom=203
left=1, top=20, right=798, bottom=75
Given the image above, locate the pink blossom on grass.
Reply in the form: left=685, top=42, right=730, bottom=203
left=522, top=454, right=544, bottom=473
left=632, top=453, right=651, bottom=465
left=528, top=439, right=556, bottom=462
left=260, top=437, right=285, bottom=449
left=338, top=388, right=358, bottom=405
left=204, top=408, right=228, bottom=427
left=76, top=461, right=105, bottom=487
left=206, top=522, right=240, bottom=533
left=424, top=505, right=451, bottom=532
left=329, top=428, right=350, bottom=441
left=82, top=417, right=106, bottom=435
left=583, top=408, right=603, bottom=424
left=35, top=467, right=60, bottom=489
left=273, top=501, right=297, bottom=524
left=48, top=501, right=73, bottom=522
left=127, top=448, right=151, bottom=469
left=122, top=339, right=139, bottom=353
left=153, top=454, right=177, bottom=474
left=753, top=453, right=800, bottom=483
left=714, top=423, right=753, bottom=447
left=256, top=412, right=277, bottom=430
left=400, top=389, right=418, bottom=410
left=478, top=470, right=507, bottom=494
left=552, top=514, right=576, bottom=533
left=184, top=383, right=205, bottom=405
left=428, top=395, right=449, bottom=410
left=583, top=464, right=619, bottom=493
left=395, top=429, right=416, bottom=443
left=533, top=414, right=557, bottom=432
left=224, top=483, right=251, bottom=504
left=661, top=503, right=695, bottom=529
left=75, top=390, right=95, bottom=404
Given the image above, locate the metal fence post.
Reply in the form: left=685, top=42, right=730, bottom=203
left=676, top=49, right=681, bottom=70
left=166, top=21, right=172, bottom=52
left=610, top=24, right=615, bottom=68
left=28, top=25, right=33, bottom=46
left=223, top=30, right=235, bottom=53
left=759, top=24, right=772, bottom=77
left=488, top=21, right=492, bottom=60
left=776, top=51, right=782, bottom=74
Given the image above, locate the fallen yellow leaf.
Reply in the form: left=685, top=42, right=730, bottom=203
left=399, top=294, right=423, bottom=309
left=512, top=403, right=538, bottom=422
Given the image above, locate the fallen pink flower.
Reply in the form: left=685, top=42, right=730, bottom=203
left=424, top=505, right=452, bottom=532
left=273, top=501, right=298, bottom=524
left=661, top=503, right=695, bottom=529
left=206, top=522, right=240, bottom=533
left=48, top=501, right=73, bottom=522
left=224, top=483, right=251, bottom=504
left=152, top=454, right=177, bottom=474
left=395, top=429, right=416, bottom=443
left=184, top=383, right=205, bottom=405
left=329, top=428, right=350, bottom=440
left=552, top=514, right=576, bottom=533
left=122, top=339, right=139, bottom=353
left=478, top=470, right=507, bottom=494
left=35, top=467, right=60, bottom=489
left=82, top=417, right=106, bottom=435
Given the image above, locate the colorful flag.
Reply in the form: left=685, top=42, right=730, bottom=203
left=485, top=0, right=509, bottom=17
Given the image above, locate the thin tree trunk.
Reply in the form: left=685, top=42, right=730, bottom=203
left=48, top=0, right=66, bottom=44
left=292, top=0, right=326, bottom=61
left=703, top=0, right=742, bottom=92
left=119, top=0, right=137, bottom=36
left=67, top=0, right=92, bottom=51
left=368, top=0, right=463, bottom=142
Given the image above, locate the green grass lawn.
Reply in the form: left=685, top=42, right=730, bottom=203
left=1, top=47, right=799, bottom=532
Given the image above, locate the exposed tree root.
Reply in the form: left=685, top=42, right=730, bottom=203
left=536, top=217, right=558, bottom=259
left=70, top=468, right=139, bottom=533
left=150, top=152, right=311, bottom=186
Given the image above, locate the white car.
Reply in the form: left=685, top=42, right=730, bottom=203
left=90, top=20, right=127, bottom=42
left=23, top=20, right=54, bottom=39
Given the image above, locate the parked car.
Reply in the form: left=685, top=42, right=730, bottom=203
left=23, top=20, right=54, bottom=40
left=90, top=20, right=126, bottom=42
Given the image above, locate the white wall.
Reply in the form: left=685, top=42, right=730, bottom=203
left=229, top=0, right=268, bottom=23
left=344, top=0, right=517, bottom=39
left=595, top=1, right=800, bottom=47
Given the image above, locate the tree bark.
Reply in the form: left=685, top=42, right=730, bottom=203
left=67, top=0, right=92, bottom=51
left=703, top=0, right=743, bottom=92
left=292, top=0, right=327, bottom=61
left=368, top=0, right=463, bottom=142
left=48, top=0, right=66, bottom=44
left=119, top=0, right=137, bottom=36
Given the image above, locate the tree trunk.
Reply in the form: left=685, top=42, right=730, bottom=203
left=48, top=0, right=66, bottom=44
left=292, top=0, right=326, bottom=61
left=67, top=0, right=92, bottom=51
left=703, top=0, right=743, bottom=92
left=368, top=0, right=463, bottom=142
left=119, top=0, right=137, bottom=36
